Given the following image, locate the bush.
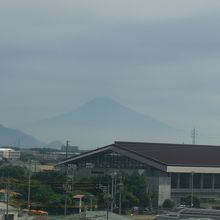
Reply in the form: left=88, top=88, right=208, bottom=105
left=180, top=195, right=200, bottom=208
left=162, top=199, right=175, bottom=209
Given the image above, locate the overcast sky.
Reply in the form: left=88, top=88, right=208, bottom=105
left=1, top=0, right=220, bottom=145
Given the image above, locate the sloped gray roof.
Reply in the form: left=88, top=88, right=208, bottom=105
left=56, top=141, right=220, bottom=171
left=115, top=141, right=220, bottom=166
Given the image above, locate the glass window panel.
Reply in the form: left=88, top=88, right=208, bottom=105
left=179, top=173, right=190, bottom=188
left=215, top=174, right=220, bottom=189
left=193, top=173, right=201, bottom=189
left=203, top=174, right=212, bottom=189
left=171, top=173, right=178, bottom=189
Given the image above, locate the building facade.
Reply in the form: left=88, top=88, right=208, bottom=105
left=0, top=148, right=20, bottom=160
left=56, top=141, right=220, bottom=207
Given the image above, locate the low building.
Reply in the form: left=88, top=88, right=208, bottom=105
left=32, top=164, right=55, bottom=173
left=56, top=141, right=220, bottom=207
left=0, top=148, right=20, bottom=160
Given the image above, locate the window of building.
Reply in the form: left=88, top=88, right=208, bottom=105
left=214, top=174, right=220, bottom=189
left=179, top=173, right=190, bottom=188
left=193, top=173, right=201, bottom=189
left=171, top=173, right=178, bottom=188
left=203, top=174, right=212, bottom=189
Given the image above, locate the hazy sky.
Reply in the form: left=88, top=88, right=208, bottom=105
left=1, top=1, right=220, bottom=144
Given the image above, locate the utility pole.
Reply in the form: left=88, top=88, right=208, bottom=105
left=191, top=128, right=198, bottom=145
left=119, top=175, right=123, bottom=215
left=191, top=172, right=194, bottom=208
left=64, top=140, right=70, bottom=216
left=27, top=161, right=31, bottom=210
left=6, top=177, right=9, bottom=220
left=66, top=140, right=70, bottom=159
left=111, top=174, right=114, bottom=212
left=71, top=164, right=76, bottom=193
left=111, top=172, right=117, bottom=212
left=114, top=174, right=117, bottom=210
left=106, top=184, right=110, bottom=220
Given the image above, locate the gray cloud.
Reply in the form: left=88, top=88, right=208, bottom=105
left=1, top=1, right=220, bottom=144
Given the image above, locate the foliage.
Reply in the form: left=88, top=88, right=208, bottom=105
left=0, top=166, right=151, bottom=214
left=11, top=175, right=66, bottom=212
left=77, top=171, right=150, bottom=212
left=162, top=199, right=175, bottom=209
left=0, top=165, right=26, bottom=179
left=32, top=171, right=66, bottom=192
left=200, top=197, right=220, bottom=204
left=122, top=191, right=139, bottom=209
left=0, top=166, right=65, bottom=213
left=180, top=195, right=200, bottom=208
left=123, top=172, right=149, bottom=208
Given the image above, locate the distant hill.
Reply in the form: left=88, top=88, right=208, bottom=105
left=34, top=97, right=184, bottom=146
left=0, top=124, right=43, bottom=147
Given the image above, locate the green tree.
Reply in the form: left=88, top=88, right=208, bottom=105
left=32, top=171, right=66, bottom=192
left=123, top=172, right=150, bottom=208
left=76, top=172, right=150, bottom=212
left=6, top=169, right=151, bottom=214
left=162, top=199, right=175, bottom=209
left=0, top=165, right=26, bottom=179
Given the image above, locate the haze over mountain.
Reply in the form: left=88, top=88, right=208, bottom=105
left=33, top=97, right=184, bottom=147
left=0, top=124, right=43, bottom=147
left=2, top=1, right=220, bottom=147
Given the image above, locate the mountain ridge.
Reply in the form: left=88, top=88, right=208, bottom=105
left=0, top=124, right=43, bottom=147
left=33, top=97, right=183, bottom=146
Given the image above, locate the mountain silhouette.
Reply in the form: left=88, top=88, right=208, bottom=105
left=0, top=124, right=43, bottom=147
left=34, top=97, right=183, bottom=147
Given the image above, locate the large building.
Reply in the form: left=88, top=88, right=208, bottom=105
left=56, top=141, right=220, bottom=206
left=0, top=148, right=20, bottom=160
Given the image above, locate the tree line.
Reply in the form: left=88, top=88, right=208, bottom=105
left=0, top=165, right=200, bottom=215
left=0, top=165, right=153, bottom=214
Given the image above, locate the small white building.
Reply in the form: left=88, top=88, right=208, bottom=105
left=0, top=202, right=18, bottom=220
left=0, top=148, right=20, bottom=160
